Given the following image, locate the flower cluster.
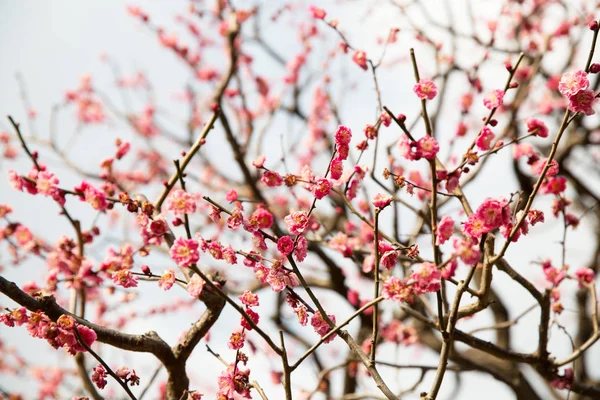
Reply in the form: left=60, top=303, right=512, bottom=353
left=559, top=70, right=597, bottom=115
left=383, top=262, right=442, bottom=303
left=0, top=311, right=96, bottom=356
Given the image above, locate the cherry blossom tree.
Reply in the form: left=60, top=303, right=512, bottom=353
left=2, top=1, right=600, bottom=399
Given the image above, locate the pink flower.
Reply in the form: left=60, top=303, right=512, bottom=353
left=477, top=197, right=509, bottom=230
left=526, top=118, right=549, bottom=138
left=225, top=189, right=238, bottom=202
left=417, top=136, right=439, bottom=159
left=187, top=274, right=204, bottom=297
left=380, top=112, right=391, bottom=127
left=218, top=365, right=251, bottom=399
left=36, top=171, right=60, bottom=196
left=330, top=157, right=344, bottom=180
left=8, top=169, right=24, bottom=191
left=574, top=267, right=595, bottom=288
left=228, top=330, right=246, bottom=350
left=382, top=276, right=415, bottom=303
left=410, top=262, right=441, bottom=293
left=261, top=170, right=283, bottom=187
left=111, top=270, right=138, bottom=288
left=115, top=140, right=130, bottom=159
left=92, top=365, right=107, bottom=389
left=380, top=250, right=399, bottom=270
left=313, top=178, right=332, bottom=199
left=352, top=50, right=368, bottom=71
left=158, top=269, right=176, bottom=290
left=294, top=235, right=308, bottom=262
left=169, top=237, right=200, bottom=267
left=453, top=238, right=481, bottom=265
left=476, top=126, right=495, bottom=151
left=277, top=236, right=294, bottom=256
left=250, top=207, right=274, bottom=230
left=241, top=308, right=260, bottom=330
left=463, top=213, right=488, bottom=239
left=311, top=311, right=336, bottom=343
left=540, top=176, right=566, bottom=195
left=372, top=193, right=393, bottom=209
left=308, top=5, right=326, bottom=19
left=527, top=209, right=545, bottom=226
left=413, top=79, right=437, bottom=100
left=74, top=181, right=108, bottom=211
left=284, top=211, right=309, bottom=235
left=335, top=125, right=352, bottom=147
left=558, top=70, right=589, bottom=98
left=436, top=215, right=454, bottom=245
left=165, top=189, right=197, bottom=216
left=252, top=155, right=266, bottom=168
left=567, top=89, right=597, bottom=115
left=483, top=89, right=505, bottom=110
left=239, top=290, right=259, bottom=307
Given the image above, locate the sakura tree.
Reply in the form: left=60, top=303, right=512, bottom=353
left=2, top=1, right=600, bottom=399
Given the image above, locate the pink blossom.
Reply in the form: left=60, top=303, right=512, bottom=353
left=250, top=207, right=274, bottom=230
left=483, top=89, right=505, bottom=110
left=574, top=267, right=595, bottom=287
left=463, top=213, right=488, bottom=239
left=372, top=193, right=393, bottom=209
left=284, top=211, right=309, bottom=235
left=477, top=197, right=509, bottom=230
left=382, top=276, right=415, bottom=303
left=252, top=155, right=266, bottom=168
left=294, top=235, right=308, bottom=262
left=380, top=112, right=391, bottom=127
left=74, top=181, right=108, bottom=211
left=352, top=50, right=368, bottom=71
left=558, top=70, right=589, bottom=98
left=187, top=274, right=204, bottom=297
left=169, top=237, right=200, bottom=267
left=413, top=79, right=437, bottom=100
left=453, top=238, right=481, bottom=265
left=225, top=189, right=238, bottom=202
left=313, top=178, right=332, bottom=199
left=436, top=215, right=454, bottom=245
left=410, top=262, right=441, bottom=293
left=228, top=330, right=246, bottom=350
left=531, top=158, right=559, bottom=176
left=36, top=171, right=60, bottom=196
left=261, top=170, right=283, bottom=187
left=92, top=365, right=107, bottom=389
left=335, top=125, right=352, bottom=147
left=380, top=250, right=399, bottom=270
left=567, top=89, right=597, bottom=115
left=277, top=236, right=294, bottom=256
left=540, top=176, right=566, bottom=195
left=111, top=270, right=138, bottom=288
left=308, top=5, right=326, bottom=19
left=241, top=308, right=260, bottom=331
left=239, top=290, right=259, bottom=307
left=165, top=189, right=197, bottom=216
left=311, top=311, right=336, bottom=343
left=526, top=118, right=549, bottom=138
left=330, top=157, right=344, bottom=180
left=158, top=269, right=176, bottom=290
left=417, top=136, right=439, bottom=159
left=217, top=364, right=251, bottom=399
left=527, top=209, right=545, bottom=226
left=115, top=140, right=130, bottom=159
left=476, top=126, right=495, bottom=151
